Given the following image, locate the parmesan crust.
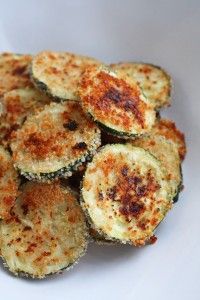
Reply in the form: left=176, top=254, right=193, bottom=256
left=11, top=101, right=101, bottom=180
left=81, top=144, right=172, bottom=246
left=152, top=118, right=186, bottom=160
left=31, top=51, right=101, bottom=101
left=111, top=62, right=171, bottom=110
left=79, top=66, right=156, bottom=137
left=131, top=135, right=182, bottom=199
left=0, top=182, right=88, bottom=278
left=0, top=87, right=51, bottom=147
left=0, top=146, right=19, bottom=219
left=0, top=53, right=32, bottom=97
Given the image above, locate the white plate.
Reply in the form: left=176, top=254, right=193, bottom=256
left=0, top=1, right=199, bottom=299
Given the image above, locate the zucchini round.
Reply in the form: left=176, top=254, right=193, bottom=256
left=0, top=52, right=32, bottom=97
left=31, top=51, right=101, bottom=101
left=0, top=87, right=51, bottom=147
left=81, top=144, right=172, bottom=246
left=131, top=135, right=182, bottom=201
left=110, top=62, right=171, bottom=110
left=0, top=181, right=88, bottom=278
left=11, top=101, right=101, bottom=181
left=152, top=118, right=186, bottom=161
left=79, top=66, right=156, bottom=138
left=0, top=146, right=19, bottom=219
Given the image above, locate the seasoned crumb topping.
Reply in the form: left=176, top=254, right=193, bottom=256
left=0, top=146, right=19, bottom=219
left=81, top=144, right=172, bottom=246
left=11, top=101, right=101, bottom=176
left=79, top=66, right=155, bottom=136
left=152, top=118, right=186, bottom=160
left=110, top=62, right=171, bottom=109
left=0, top=182, right=88, bottom=278
left=0, top=53, right=32, bottom=97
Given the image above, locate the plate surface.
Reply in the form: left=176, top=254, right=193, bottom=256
left=0, top=1, right=199, bottom=299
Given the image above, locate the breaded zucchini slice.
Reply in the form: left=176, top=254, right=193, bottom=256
left=79, top=66, right=156, bottom=138
left=81, top=144, right=172, bottom=246
left=131, top=135, right=182, bottom=200
left=0, top=87, right=51, bottom=146
left=152, top=118, right=186, bottom=161
left=31, top=51, right=101, bottom=101
left=110, top=62, right=171, bottom=110
left=0, top=146, right=19, bottom=219
left=11, top=102, right=101, bottom=181
left=0, top=182, right=88, bottom=278
left=0, top=53, right=32, bottom=97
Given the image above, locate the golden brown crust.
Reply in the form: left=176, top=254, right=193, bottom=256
left=0, top=146, right=19, bottom=219
left=81, top=144, right=172, bottom=246
left=0, top=88, right=51, bottom=147
left=0, top=53, right=33, bottom=97
left=152, top=118, right=186, bottom=160
left=0, top=182, right=88, bottom=278
left=110, top=62, right=171, bottom=110
left=79, top=66, right=155, bottom=136
left=31, top=51, right=101, bottom=101
left=11, top=102, right=101, bottom=177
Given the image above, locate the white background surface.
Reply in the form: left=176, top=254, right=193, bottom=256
left=0, top=1, right=199, bottom=299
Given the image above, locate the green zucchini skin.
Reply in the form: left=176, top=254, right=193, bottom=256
left=21, top=152, right=95, bottom=182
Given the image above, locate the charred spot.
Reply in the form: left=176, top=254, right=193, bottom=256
left=63, top=119, right=78, bottom=131
left=104, top=88, right=122, bottom=103
left=136, top=185, right=146, bottom=197
left=129, top=202, right=144, bottom=216
left=107, top=186, right=117, bottom=200
left=128, top=176, right=142, bottom=185
left=23, top=226, right=32, bottom=231
left=12, top=65, right=27, bottom=76
left=16, top=237, right=21, bottom=242
left=73, top=142, right=87, bottom=150
left=121, top=166, right=128, bottom=176
left=119, top=202, right=144, bottom=218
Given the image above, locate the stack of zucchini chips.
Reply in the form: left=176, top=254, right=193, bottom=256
left=0, top=52, right=186, bottom=278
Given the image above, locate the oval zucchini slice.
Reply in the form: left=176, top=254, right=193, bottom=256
left=81, top=144, right=172, bottom=246
left=11, top=102, right=101, bottom=181
left=110, top=62, right=171, bottom=110
left=0, top=182, right=88, bottom=278
left=131, top=135, right=182, bottom=201
left=152, top=118, right=186, bottom=161
left=79, top=66, right=156, bottom=138
left=31, top=51, right=101, bottom=101
left=0, top=87, right=51, bottom=147
left=0, top=52, right=32, bottom=97
left=0, top=146, right=19, bottom=219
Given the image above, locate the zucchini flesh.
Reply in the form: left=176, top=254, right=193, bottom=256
left=0, top=53, right=32, bottom=97
left=81, top=144, right=172, bottom=246
left=31, top=51, right=101, bottom=101
left=11, top=101, right=101, bottom=181
left=79, top=66, right=156, bottom=137
left=131, top=135, right=182, bottom=201
left=152, top=118, right=186, bottom=161
left=0, top=87, right=51, bottom=147
left=110, top=62, right=171, bottom=110
left=0, top=182, right=88, bottom=278
left=0, top=146, right=19, bottom=219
